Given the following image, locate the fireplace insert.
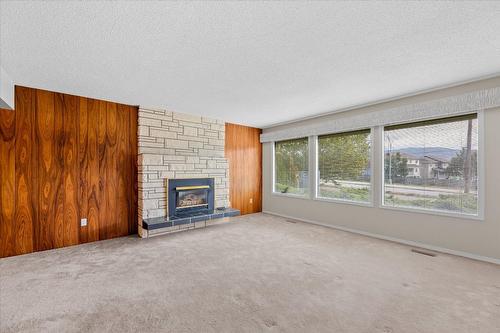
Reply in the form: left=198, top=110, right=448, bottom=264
left=176, top=186, right=209, bottom=209
left=167, top=178, right=215, bottom=218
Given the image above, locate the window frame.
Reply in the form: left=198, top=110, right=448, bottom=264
left=269, top=111, right=485, bottom=221
left=313, top=128, right=375, bottom=207
left=272, top=136, right=311, bottom=199
left=379, top=112, right=485, bottom=221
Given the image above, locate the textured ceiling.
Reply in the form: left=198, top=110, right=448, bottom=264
left=1, top=1, right=500, bottom=128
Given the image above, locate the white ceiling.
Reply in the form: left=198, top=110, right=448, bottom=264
left=1, top=1, right=500, bottom=128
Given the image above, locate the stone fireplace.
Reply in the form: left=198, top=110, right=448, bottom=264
left=137, top=107, right=230, bottom=237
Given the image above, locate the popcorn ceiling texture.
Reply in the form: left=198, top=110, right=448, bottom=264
left=137, top=107, right=229, bottom=235
left=4, top=2, right=500, bottom=127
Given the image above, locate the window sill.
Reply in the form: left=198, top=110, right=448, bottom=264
left=313, top=196, right=374, bottom=208
left=271, top=192, right=310, bottom=200
left=380, top=204, right=483, bottom=221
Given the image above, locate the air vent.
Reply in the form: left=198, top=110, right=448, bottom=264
left=285, top=219, right=298, bottom=224
left=411, top=248, right=437, bottom=257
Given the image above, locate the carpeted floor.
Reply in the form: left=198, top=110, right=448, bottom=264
left=1, top=213, right=499, bottom=333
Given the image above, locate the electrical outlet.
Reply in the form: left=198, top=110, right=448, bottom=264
left=249, top=198, right=253, bottom=204
left=81, top=218, right=88, bottom=227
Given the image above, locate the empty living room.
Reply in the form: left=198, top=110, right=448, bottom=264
left=1, top=1, right=500, bottom=332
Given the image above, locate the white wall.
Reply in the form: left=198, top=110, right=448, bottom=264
left=262, top=77, right=500, bottom=261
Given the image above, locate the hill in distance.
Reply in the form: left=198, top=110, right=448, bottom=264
left=390, top=147, right=461, bottom=162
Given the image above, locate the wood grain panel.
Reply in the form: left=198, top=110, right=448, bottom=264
left=0, top=109, right=16, bottom=258
left=37, top=90, right=57, bottom=250
left=97, top=100, right=108, bottom=241
left=53, top=93, right=65, bottom=249
left=116, top=104, right=129, bottom=237
left=87, top=99, right=101, bottom=243
left=14, top=86, right=35, bottom=254
left=225, top=123, right=262, bottom=215
left=105, top=102, right=118, bottom=238
left=62, top=94, right=79, bottom=247
left=0, top=86, right=138, bottom=258
left=78, top=97, right=89, bottom=244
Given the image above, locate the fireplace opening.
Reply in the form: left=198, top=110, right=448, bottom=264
left=176, top=186, right=209, bottom=210
left=168, top=178, right=215, bottom=218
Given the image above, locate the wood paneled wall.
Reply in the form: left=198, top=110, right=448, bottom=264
left=225, top=123, right=262, bottom=215
left=0, top=86, right=138, bottom=258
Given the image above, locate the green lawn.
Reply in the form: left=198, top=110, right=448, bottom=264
left=318, top=184, right=370, bottom=203
left=384, top=192, right=477, bottom=215
left=277, top=181, right=478, bottom=215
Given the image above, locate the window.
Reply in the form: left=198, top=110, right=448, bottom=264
left=317, top=129, right=371, bottom=203
left=383, top=114, right=479, bottom=216
left=274, top=137, right=309, bottom=196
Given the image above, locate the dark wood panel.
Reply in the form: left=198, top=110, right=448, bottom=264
left=0, top=108, right=16, bottom=258
left=53, top=93, right=65, bottom=249
left=105, top=102, right=118, bottom=238
left=62, top=94, right=79, bottom=247
left=97, top=100, right=108, bottom=241
left=36, top=91, right=58, bottom=250
left=87, top=99, right=101, bottom=243
left=14, top=86, right=35, bottom=254
left=116, top=104, right=129, bottom=237
left=225, top=123, right=262, bottom=215
left=78, top=97, right=89, bottom=244
left=0, top=86, right=138, bottom=258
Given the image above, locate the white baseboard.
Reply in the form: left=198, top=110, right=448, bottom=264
left=262, top=211, right=500, bottom=265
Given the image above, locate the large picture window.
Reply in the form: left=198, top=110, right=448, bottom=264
left=383, top=114, right=479, bottom=216
left=274, top=138, right=309, bottom=196
left=317, top=130, right=371, bottom=203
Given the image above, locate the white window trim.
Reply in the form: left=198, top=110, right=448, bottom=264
left=313, top=128, right=375, bottom=207
left=272, top=137, right=311, bottom=199
left=270, top=112, right=486, bottom=221
left=379, top=111, right=485, bottom=221
left=379, top=204, right=483, bottom=221
left=310, top=135, right=317, bottom=199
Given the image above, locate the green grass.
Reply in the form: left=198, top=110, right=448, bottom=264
left=277, top=181, right=478, bottom=215
left=384, top=193, right=478, bottom=215
left=318, top=185, right=370, bottom=203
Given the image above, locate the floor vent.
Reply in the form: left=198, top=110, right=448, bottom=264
left=411, top=248, right=437, bottom=257
left=285, top=219, right=298, bottom=224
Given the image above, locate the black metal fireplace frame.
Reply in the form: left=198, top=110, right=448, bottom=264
left=167, top=178, right=215, bottom=218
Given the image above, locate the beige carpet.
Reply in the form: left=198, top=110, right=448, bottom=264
left=1, top=213, right=499, bottom=333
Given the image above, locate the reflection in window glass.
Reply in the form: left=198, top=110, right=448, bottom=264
left=274, top=138, right=309, bottom=195
left=384, top=114, right=478, bottom=216
left=318, top=130, right=371, bottom=203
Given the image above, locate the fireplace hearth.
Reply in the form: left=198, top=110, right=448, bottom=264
left=142, top=177, right=240, bottom=237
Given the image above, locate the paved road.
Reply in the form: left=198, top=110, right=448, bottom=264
left=321, top=181, right=477, bottom=197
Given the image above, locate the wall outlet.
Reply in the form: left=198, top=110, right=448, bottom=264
left=80, top=218, right=88, bottom=227
left=249, top=198, right=253, bottom=204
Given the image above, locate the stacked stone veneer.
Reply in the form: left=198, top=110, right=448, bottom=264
left=137, top=107, right=229, bottom=236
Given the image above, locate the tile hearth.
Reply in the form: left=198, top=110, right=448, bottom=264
left=142, top=207, right=240, bottom=237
